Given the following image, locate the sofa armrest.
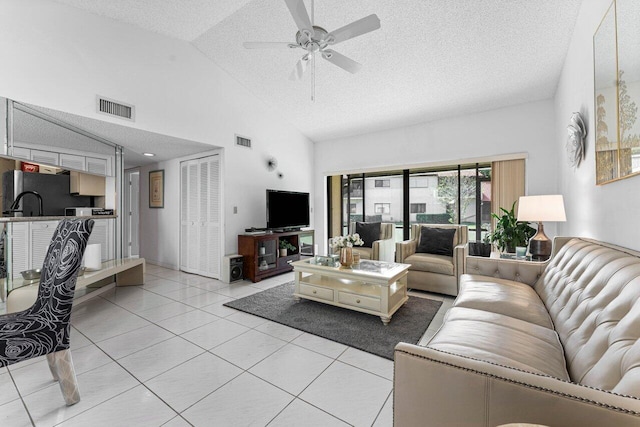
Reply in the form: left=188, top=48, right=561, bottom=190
left=372, top=237, right=395, bottom=263
left=396, top=240, right=417, bottom=263
left=453, top=243, right=468, bottom=281
left=464, top=256, right=546, bottom=286
left=394, top=343, right=640, bottom=427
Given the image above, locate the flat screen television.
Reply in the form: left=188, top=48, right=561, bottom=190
left=266, top=189, right=310, bottom=230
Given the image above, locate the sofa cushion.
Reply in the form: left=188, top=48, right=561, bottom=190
left=405, top=253, right=454, bottom=276
left=417, top=227, right=456, bottom=256
left=356, top=222, right=380, bottom=248
left=427, top=307, right=569, bottom=380
left=455, top=274, right=554, bottom=329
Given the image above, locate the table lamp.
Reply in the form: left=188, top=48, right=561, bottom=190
left=517, top=195, right=566, bottom=261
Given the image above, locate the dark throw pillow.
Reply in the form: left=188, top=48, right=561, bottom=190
left=416, top=227, right=456, bottom=256
left=355, top=222, right=381, bottom=248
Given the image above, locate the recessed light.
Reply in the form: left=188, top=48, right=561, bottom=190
left=143, top=152, right=155, bottom=157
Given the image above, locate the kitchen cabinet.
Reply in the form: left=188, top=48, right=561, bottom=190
left=8, top=223, right=29, bottom=278
left=86, top=157, right=108, bottom=175
left=29, top=221, right=57, bottom=269
left=59, top=153, right=86, bottom=171
left=70, top=171, right=106, bottom=196
left=30, top=150, right=59, bottom=166
left=10, top=147, right=30, bottom=160
left=88, top=219, right=113, bottom=262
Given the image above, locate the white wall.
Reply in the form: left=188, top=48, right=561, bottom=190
left=314, top=99, right=558, bottom=251
left=554, top=0, right=640, bottom=250
left=0, top=0, right=314, bottom=268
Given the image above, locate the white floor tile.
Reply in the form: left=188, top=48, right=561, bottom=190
left=300, top=361, right=392, bottom=426
left=70, top=326, right=93, bottom=350
left=9, top=358, right=58, bottom=396
left=156, top=309, right=219, bottom=335
left=225, top=310, right=269, bottom=328
left=71, top=303, right=151, bottom=342
left=338, top=347, right=394, bottom=380
left=199, top=298, right=237, bottom=317
left=210, top=329, right=287, bottom=369
left=107, top=288, right=175, bottom=313
left=254, top=321, right=304, bottom=342
left=96, top=324, right=175, bottom=360
left=373, top=392, right=393, bottom=427
left=0, top=399, right=32, bottom=427
left=145, top=352, right=242, bottom=412
left=57, top=385, right=177, bottom=427
left=142, top=278, right=186, bottom=293
left=249, top=344, right=333, bottom=395
left=24, top=362, right=139, bottom=427
left=269, top=398, right=350, bottom=427
left=182, top=372, right=293, bottom=427
left=136, top=301, right=196, bottom=323
left=180, top=318, right=249, bottom=350
left=214, top=284, right=262, bottom=299
left=118, top=336, right=204, bottom=382
left=162, top=415, right=192, bottom=426
left=162, top=286, right=209, bottom=302
left=181, top=292, right=230, bottom=309
left=291, top=333, right=348, bottom=359
left=0, top=372, right=20, bottom=406
left=190, top=280, right=227, bottom=292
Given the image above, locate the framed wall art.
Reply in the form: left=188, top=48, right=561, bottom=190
left=594, top=0, right=640, bottom=184
left=149, top=169, right=164, bottom=208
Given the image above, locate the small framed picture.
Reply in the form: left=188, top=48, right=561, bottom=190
left=149, top=169, right=164, bottom=208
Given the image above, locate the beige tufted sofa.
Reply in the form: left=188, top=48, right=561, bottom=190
left=394, top=237, right=640, bottom=426
left=395, top=224, right=468, bottom=296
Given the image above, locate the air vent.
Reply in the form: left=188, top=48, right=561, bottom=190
left=236, top=135, right=252, bottom=148
left=96, top=96, right=135, bottom=121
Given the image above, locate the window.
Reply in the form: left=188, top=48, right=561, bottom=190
left=409, top=177, right=430, bottom=188
left=410, top=203, right=426, bottom=213
left=374, top=203, right=390, bottom=214
left=350, top=203, right=357, bottom=213
left=374, top=179, right=390, bottom=187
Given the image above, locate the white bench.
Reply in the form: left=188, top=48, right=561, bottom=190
left=5, top=258, right=145, bottom=313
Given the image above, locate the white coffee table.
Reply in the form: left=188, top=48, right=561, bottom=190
left=291, top=258, right=410, bottom=325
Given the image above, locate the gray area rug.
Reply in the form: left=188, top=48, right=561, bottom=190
left=223, top=281, right=442, bottom=360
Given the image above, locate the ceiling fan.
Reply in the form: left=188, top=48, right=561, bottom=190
left=243, top=0, right=381, bottom=100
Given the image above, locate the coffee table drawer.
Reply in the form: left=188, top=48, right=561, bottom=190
left=299, top=283, right=334, bottom=301
left=338, top=292, right=380, bottom=311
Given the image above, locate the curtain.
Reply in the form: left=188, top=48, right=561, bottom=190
left=491, top=159, right=525, bottom=229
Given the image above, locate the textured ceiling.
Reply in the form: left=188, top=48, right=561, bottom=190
left=52, top=0, right=583, bottom=142
left=20, top=103, right=217, bottom=169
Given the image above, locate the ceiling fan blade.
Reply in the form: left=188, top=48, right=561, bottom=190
left=321, top=49, right=362, bottom=74
left=243, top=42, right=298, bottom=49
left=327, top=14, right=381, bottom=45
left=289, top=54, right=311, bottom=80
left=284, top=0, right=314, bottom=37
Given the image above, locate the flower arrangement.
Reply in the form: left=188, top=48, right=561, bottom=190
left=330, top=233, right=364, bottom=250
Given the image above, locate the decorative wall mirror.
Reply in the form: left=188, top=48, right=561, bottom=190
left=594, top=0, right=640, bottom=184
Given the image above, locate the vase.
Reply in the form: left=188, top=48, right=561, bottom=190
left=339, top=247, right=353, bottom=268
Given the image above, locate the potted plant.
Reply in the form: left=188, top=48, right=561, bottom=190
left=486, top=201, right=536, bottom=253
left=468, top=228, right=492, bottom=257
left=279, top=240, right=297, bottom=257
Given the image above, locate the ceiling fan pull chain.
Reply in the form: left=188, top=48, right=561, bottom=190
left=311, top=53, right=316, bottom=102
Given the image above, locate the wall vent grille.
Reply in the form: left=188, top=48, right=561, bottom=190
left=236, top=135, right=252, bottom=148
left=97, top=96, right=135, bottom=121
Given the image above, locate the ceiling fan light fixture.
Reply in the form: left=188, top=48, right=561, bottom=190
left=143, top=152, right=155, bottom=157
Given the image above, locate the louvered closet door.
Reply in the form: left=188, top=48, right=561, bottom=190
left=200, top=156, right=220, bottom=278
left=180, top=155, right=221, bottom=278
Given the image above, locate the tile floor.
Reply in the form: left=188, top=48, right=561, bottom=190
left=0, top=264, right=454, bottom=427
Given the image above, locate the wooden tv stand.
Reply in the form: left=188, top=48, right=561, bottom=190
left=238, top=230, right=314, bottom=282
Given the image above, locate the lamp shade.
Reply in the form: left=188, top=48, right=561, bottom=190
left=517, top=195, right=566, bottom=222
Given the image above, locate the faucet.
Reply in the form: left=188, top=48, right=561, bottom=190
left=7, top=191, right=44, bottom=217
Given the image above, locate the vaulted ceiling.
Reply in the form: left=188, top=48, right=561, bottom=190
left=53, top=0, right=583, bottom=142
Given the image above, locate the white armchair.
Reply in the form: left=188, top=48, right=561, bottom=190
left=349, top=222, right=396, bottom=262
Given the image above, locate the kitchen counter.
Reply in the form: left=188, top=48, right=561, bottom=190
left=0, top=215, right=116, bottom=222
